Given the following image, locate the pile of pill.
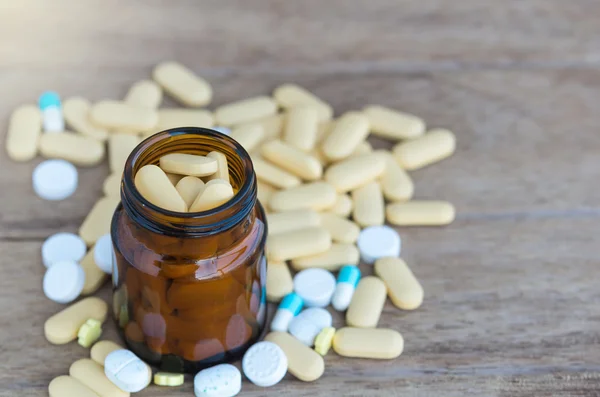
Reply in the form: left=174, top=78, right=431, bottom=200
left=6, top=61, right=456, bottom=396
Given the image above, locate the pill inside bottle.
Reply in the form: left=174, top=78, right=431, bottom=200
left=111, top=128, right=267, bottom=373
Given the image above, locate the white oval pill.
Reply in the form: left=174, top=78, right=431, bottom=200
left=357, top=225, right=401, bottom=265
left=42, top=232, right=86, bottom=268
left=33, top=159, right=78, bottom=201
left=105, top=349, right=151, bottom=393
left=293, top=268, right=336, bottom=307
left=288, top=308, right=333, bottom=346
left=93, top=234, right=113, bottom=274
left=43, top=260, right=85, bottom=303
left=194, top=363, right=241, bottom=397
left=242, top=341, right=287, bottom=387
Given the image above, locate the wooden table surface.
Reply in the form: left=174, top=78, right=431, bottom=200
left=2, top=1, right=600, bottom=396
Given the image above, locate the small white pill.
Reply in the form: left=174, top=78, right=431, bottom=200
left=357, top=225, right=401, bottom=265
left=293, top=268, right=336, bottom=308
left=104, top=349, right=151, bottom=393
left=43, top=261, right=85, bottom=303
left=33, top=159, right=78, bottom=201
left=42, top=232, right=86, bottom=268
left=288, top=308, right=333, bottom=346
left=93, top=234, right=114, bottom=274
left=242, top=341, right=287, bottom=387
left=194, top=364, right=241, bottom=397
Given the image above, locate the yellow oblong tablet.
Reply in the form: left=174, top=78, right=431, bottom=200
left=91, top=340, right=123, bottom=366
left=103, top=173, right=121, bottom=198
left=283, top=106, right=319, bottom=151
left=135, top=165, right=188, bottom=212
left=265, top=332, right=325, bottom=382
left=266, top=227, right=331, bottom=262
left=333, top=328, right=403, bottom=359
left=6, top=105, right=42, bottom=162
left=379, top=151, right=414, bottom=202
left=352, top=182, right=384, bottom=227
left=267, top=209, right=321, bottom=235
left=49, top=375, right=99, bottom=397
left=70, top=359, right=129, bottom=397
left=273, top=84, right=333, bottom=121
left=39, top=132, right=105, bottom=166
left=269, top=182, right=336, bottom=212
left=386, top=200, right=455, bottom=226
left=91, top=100, right=158, bottom=132
left=324, top=153, right=385, bottom=193
left=175, top=176, right=205, bottom=208
left=257, top=182, right=277, bottom=211
left=319, top=213, right=360, bottom=244
left=64, top=97, right=108, bottom=141
left=215, top=96, right=277, bottom=126
left=321, top=112, right=369, bottom=161
left=239, top=113, right=284, bottom=140
left=253, top=158, right=301, bottom=189
left=108, top=134, right=140, bottom=174
left=329, top=194, right=353, bottom=218
left=261, top=139, right=323, bottom=181
left=266, top=261, right=293, bottom=302
left=393, top=128, right=456, bottom=170
left=363, top=105, right=425, bottom=140
left=206, top=151, right=230, bottom=182
left=148, top=109, right=214, bottom=137
left=153, top=61, right=212, bottom=107
left=160, top=153, right=218, bottom=177
left=79, top=197, right=121, bottom=246
left=80, top=248, right=108, bottom=295
left=375, top=257, right=423, bottom=310
left=230, top=123, right=265, bottom=152
left=124, top=80, right=162, bottom=109
left=44, top=297, right=108, bottom=344
left=189, top=178, right=234, bottom=212
left=291, top=243, right=359, bottom=271
left=346, top=276, right=386, bottom=328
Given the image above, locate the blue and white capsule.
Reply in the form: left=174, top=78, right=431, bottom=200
left=270, top=292, right=303, bottom=332
left=332, top=265, right=361, bottom=311
left=39, top=91, right=64, bottom=132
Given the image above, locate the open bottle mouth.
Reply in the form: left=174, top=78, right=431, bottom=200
left=121, top=127, right=257, bottom=236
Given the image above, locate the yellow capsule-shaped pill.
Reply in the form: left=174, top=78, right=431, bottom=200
left=386, top=200, right=455, bottom=226
left=283, top=106, right=319, bottom=151
left=79, top=197, right=121, bottom=246
left=291, top=243, right=359, bottom=271
left=109, top=134, right=140, bottom=173
left=346, top=276, right=387, bottom=328
left=135, top=165, right=188, bottom=212
left=189, top=178, right=234, bottom=212
left=206, top=151, right=230, bottom=182
left=261, top=139, right=323, bottom=181
left=215, top=96, right=277, bottom=126
left=230, top=123, right=265, bottom=152
left=321, top=112, right=369, bottom=161
left=324, top=153, right=385, bottom=193
left=124, top=80, right=163, bottom=109
left=70, top=359, right=128, bottom=397
left=379, top=151, right=414, bottom=202
left=375, top=257, right=423, bottom=310
left=267, top=209, right=321, bottom=236
left=273, top=84, right=333, bottom=122
left=319, top=213, right=360, bottom=244
left=6, top=105, right=42, bottom=161
left=329, top=194, right=353, bottom=218
left=91, top=340, right=123, bottom=366
left=253, top=158, right=301, bottom=189
left=160, top=153, right=218, bottom=177
left=91, top=100, right=158, bottom=132
left=44, top=297, right=108, bottom=344
left=265, top=331, right=325, bottom=382
left=80, top=248, right=108, bottom=295
left=333, top=327, right=403, bottom=359
left=352, top=182, right=384, bottom=227
left=269, top=182, right=336, bottom=212
left=363, top=105, right=425, bottom=140
left=148, top=108, right=214, bottom=136
left=39, top=132, right=105, bottom=166
left=175, top=176, right=205, bottom=208
left=153, top=61, right=213, bottom=107
left=393, top=128, right=456, bottom=170
left=266, top=227, right=331, bottom=262
left=49, top=375, right=98, bottom=397
left=266, top=261, right=294, bottom=302
left=64, top=97, right=109, bottom=141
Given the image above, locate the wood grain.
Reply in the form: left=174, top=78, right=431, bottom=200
left=1, top=1, right=599, bottom=396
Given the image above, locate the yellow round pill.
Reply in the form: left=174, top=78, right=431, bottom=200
left=314, top=327, right=336, bottom=356
left=154, top=372, right=185, bottom=387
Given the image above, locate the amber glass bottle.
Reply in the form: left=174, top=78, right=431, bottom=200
left=111, top=127, right=267, bottom=373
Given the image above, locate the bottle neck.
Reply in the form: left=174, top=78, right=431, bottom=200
left=121, top=128, right=257, bottom=237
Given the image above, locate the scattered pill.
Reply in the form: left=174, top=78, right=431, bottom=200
left=152, top=109, right=214, bottom=135
left=194, top=363, right=241, bottom=397
left=324, top=153, right=385, bottom=193
left=288, top=308, right=332, bottom=346
left=6, top=105, right=42, bottom=161
left=271, top=292, right=303, bottom=332
left=291, top=243, right=359, bottom=271
left=39, top=91, right=64, bottom=132
left=253, top=158, right=301, bottom=189
left=273, top=84, right=333, bottom=121
left=175, top=176, right=205, bottom=208
left=153, top=61, right=212, bottom=107
left=314, top=327, right=336, bottom=356
left=70, top=358, right=129, bottom=397
left=261, top=139, right=323, bottom=180
left=91, top=100, right=158, bottom=133
left=80, top=247, right=108, bottom=295
left=94, top=234, right=114, bottom=274
left=39, top=132, right=105, bottom=166
left=252, top=113, right=284, bottom=139
left=105, top=349, right=152, bottom=393
left=293, top=268, right=336, bottom=308
left=43, top=260, right=85, bottom=304
left=329, top=193, right=353, bottom=218
left=243, top=341, right=288, bottom=387
left=351, top=140, right=373, bottom=157
left=357, top=225, right=401, bottom=265
left=386, top=200, right=456, bottom=226
left=257, top=182, right=277, bottom=211
left=189, top=178, right=234, bottom=212
left=374, top=257, right=424, bottom=310
left=78, top=318, right=103, bottom=348
left=49, top=375, right=98, bottom=397
left=333, top=327, right=404, bottom=359
left=393, top=128, right=456, bottom=170
left=266, top=262, right=293, bottom=302
left=79, top=196, right=121, bottom=246
left=42, top=232, right=86, bottom=268
left=319, top=212, right=360, bottom=243
left=206, top=151, right=229, bottom=182
left=160, top=153, right=218, bottom=177
left=103, top=173, right=121, bottom=198
left=267, top=227, right=331, bottom=262
left=352, top=181, right=384, bottom=227
left=322, top=111, right=369, bottom=161
left=332, top=265, right=361, bottom=311
left=230, top=123, right=265, bottom=153
left=108, top=134, right=140, bottom=173
left=64, top=97, right=109, bottom=141
left=379, top=151, right=414, bottom=202
left=269, top=181, right=336, bottom=212
left=215, top=96, right=277, bottom=126
left=124, top=80, right=162, bottom=109
left=154, top=372, right=184, bottom=387
left=45, top=297, right=108, bottom=344
left=346, top=276, right=387, bottom=328
left=363, top=105, right=425, bottom=140
left=135, top=165, right=188, bottom=212
left=266, top=209, right=320, bottom=235
left=264, top=332, right=325, bottom=382
left=91, top=340, right=123, bottom=366
left=283, top=106, right=319, bottom=151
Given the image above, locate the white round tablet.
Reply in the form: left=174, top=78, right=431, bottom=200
left=357, top=225, right=401, bottom=264
left=297, top=307, right=333, bottom=329
left=94, top=233, right=114, bottom=274
left=194, top=363, right=241, bottom=397
left=43, top=260, right=85, bottom=303
left=288, top=317, right=321, bottom=346
left=42, top=232, right=86, bottom=268
left=242, top=341, right=287, bottom=387
left=32, top=159, right=78, bottom=200
left=293, top=268, right=336, bottom=308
